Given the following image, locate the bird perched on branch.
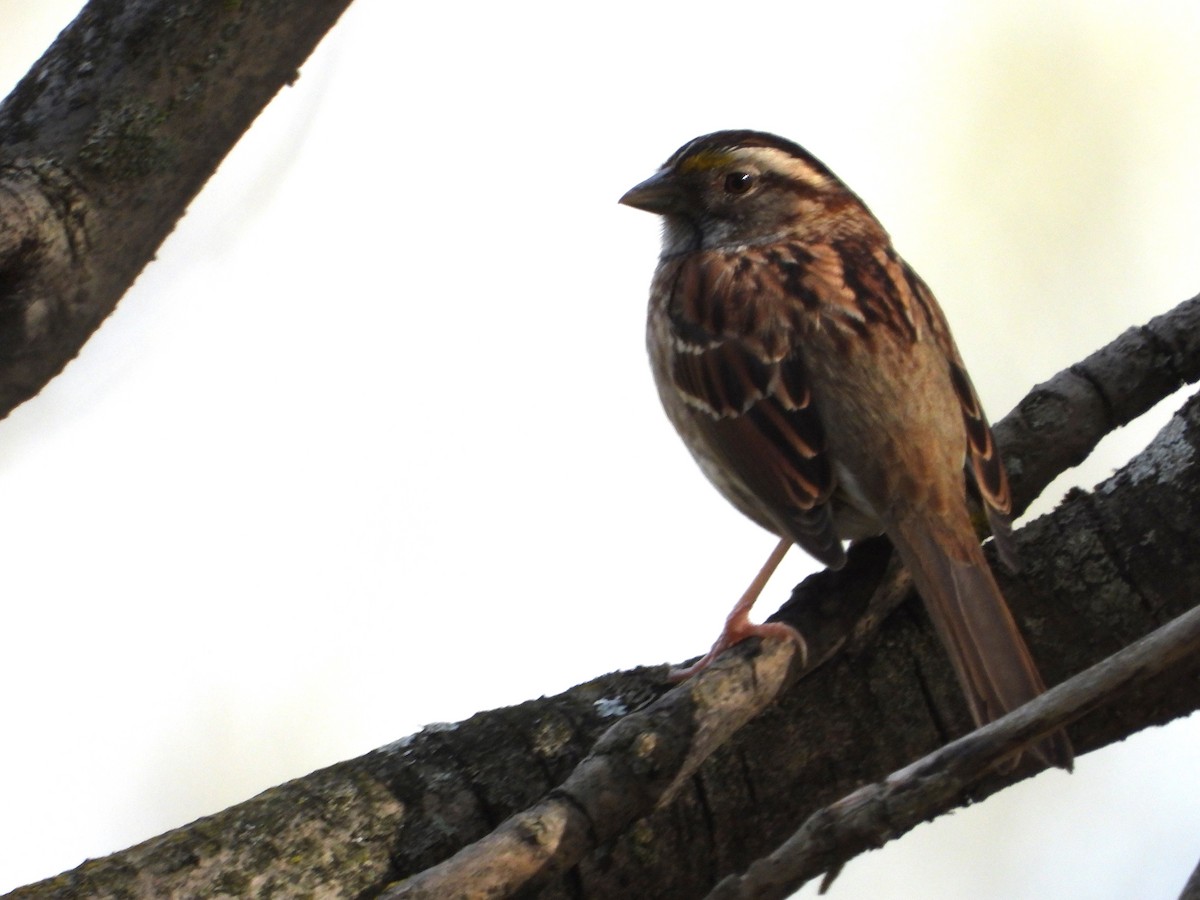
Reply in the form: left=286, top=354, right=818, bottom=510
left=620, top=129, right=1072, bottom=770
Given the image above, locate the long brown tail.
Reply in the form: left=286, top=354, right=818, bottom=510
left=889, top=523, right=1074, bottom=771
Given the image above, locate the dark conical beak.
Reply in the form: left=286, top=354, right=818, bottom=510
left=618, top=170, right=680, bottom=215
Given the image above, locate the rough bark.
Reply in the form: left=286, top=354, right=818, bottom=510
left=7, top=299, right=1199, bottom=899
left=0, top=0, right=353, bottom=419
left=994, top=294, right=1200, bottom=514
left=705, top=602, right=1200, bottom=900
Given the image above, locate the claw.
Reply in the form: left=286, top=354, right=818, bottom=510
left=668, top=537, right=806, bottom=681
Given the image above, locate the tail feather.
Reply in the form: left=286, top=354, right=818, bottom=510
left=889, top=523, right=1073, bottom=771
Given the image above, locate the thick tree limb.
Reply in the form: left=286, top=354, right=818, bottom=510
left=378, top=622, right=802, bottom=900
left=705, top=601, right=1200, bottom=900
left=9, top=297, right=1196, bottom=899
left=0, top=0, right=352, bottom=419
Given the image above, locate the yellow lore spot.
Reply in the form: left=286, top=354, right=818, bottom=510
left=677, top=150, right=736, bottom=173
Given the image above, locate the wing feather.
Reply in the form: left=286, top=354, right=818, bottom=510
left=904, top=264, right=1019, bottom=570
left=665, top=251, right=843, bottom=565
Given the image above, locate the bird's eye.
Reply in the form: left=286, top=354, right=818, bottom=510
left=723, top=171, right=755, bottom=194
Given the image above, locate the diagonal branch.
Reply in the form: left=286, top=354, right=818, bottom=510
left=0, top=0, right=352, bottom=419
left=995, top=291, right=1200, bottom=514
left=704, top=601, right=1200, bottom=900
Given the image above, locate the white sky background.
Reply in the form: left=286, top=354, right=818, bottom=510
left=1, top=1, right=1198, bottom=896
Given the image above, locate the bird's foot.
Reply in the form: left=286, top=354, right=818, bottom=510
left=668, top=618, right=807, bottom=682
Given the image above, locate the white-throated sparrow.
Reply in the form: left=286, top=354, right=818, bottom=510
left=621, top=130, right=1072, bottom=770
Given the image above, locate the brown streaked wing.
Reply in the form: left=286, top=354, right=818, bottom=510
left=705, top=405, right=843, bottom=565
left=671, top=340, right=774, bottom=418
left=946, top=352, right=1019, bottom=570
left=946, top=361, right=1007, bottom=508
left=836, top=241, right=918, bottom=341
left=666, top=251, right=844, bottom=566
left=897, top=260, right=1018, bottom=569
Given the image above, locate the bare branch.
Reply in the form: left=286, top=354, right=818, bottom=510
left=996, top=292, right=1200, bottom=514
left=378, top=625, right=801, bottom=900
left=704, top=602, right=1200, bottom=900
left=0, top=0, right=352, bottom=419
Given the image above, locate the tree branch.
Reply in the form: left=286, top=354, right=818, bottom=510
left=996, top=292, right=1200, bottom=513
left=705, top=601, right=1200, bottom=900
left=0, top=0, right=352, bottom=419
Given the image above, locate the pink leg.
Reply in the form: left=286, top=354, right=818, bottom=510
left=669, top=538, right=807, bottom=681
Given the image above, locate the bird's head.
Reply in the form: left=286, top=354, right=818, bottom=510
left=620, top=130, right=881, bottom=255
